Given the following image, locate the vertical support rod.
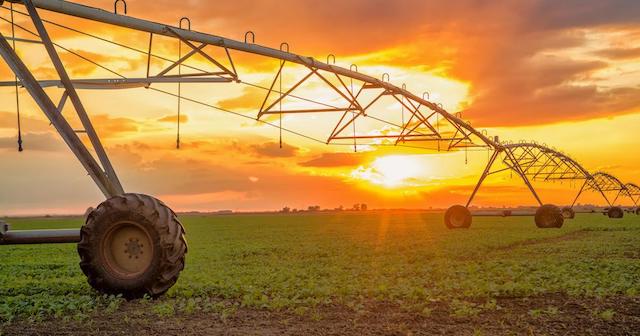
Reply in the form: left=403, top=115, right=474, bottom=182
left=24, top=0, right=124, bottom=196
left=10, top=3, right=23, bottom=152
left=0, top=33, right=115, bottom=197
left=177, top=34, right=182, bottom=149
left=278, top=60, right=283, bottom=148
left=351, top=79, right=356, bottom=152
left=145, top=33, right=153, bottom=79
left=466, top=149, right=500, bottom=207
left=504, top=149, right=543, bottom=206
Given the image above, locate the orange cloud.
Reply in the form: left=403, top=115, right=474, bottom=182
left=217, top=87, right=265, bottom=111
left=594, top=47, right=640, bottom=60
left=0, top=111, right=50, bottom=132
left=157, top=114, right=188, bottom=123
left=92, top=114, right=139, bottom=137
left=300, top=152, right=370, bottom=168
left=251, top=141, right=299, bottom=158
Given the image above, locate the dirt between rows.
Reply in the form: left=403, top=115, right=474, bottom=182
left=3, top=294, right=640, bottom=336
left=494, top=229, right=591, bottom=251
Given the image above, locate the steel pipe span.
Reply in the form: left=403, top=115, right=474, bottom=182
left=4, top=0, right=498, bottom=149
left=0, top=229, right=80, bottom=244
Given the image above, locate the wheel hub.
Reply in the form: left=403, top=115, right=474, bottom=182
left=102, top=222, right=154, bottom=278
left=541, top=213, right=554, bottom=226
left=124, top=238, right=144, bottom=259
left=451, top=213, right=464, bottom=226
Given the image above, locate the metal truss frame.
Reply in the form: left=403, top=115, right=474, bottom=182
left=0, top=0, right=635, bottom=219
left=464, top=142, right=627, bottom=209
left=0, top=0, right=495, bottom=148
left=256, top=65, right=474, bottom=149
left=583, top=172, right=631, bottom=206
left=625, top=183, right=640, bottom=207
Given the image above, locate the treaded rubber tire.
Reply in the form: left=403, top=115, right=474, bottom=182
left=561, top=207, right=575, bottom=219
left=607, top=206, right=624, bottom=219
left=445, top=205, right=472, bottom=229
left=78, top=193, right=187, bottom=299
left=535, top=204, right=564, bottom=228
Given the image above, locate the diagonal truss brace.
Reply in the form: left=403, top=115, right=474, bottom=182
left=466, top=148, right=543, bottom=207
left=0, top=33, right=119, bottom=197
left=0, top=0, right=123, bottom=198
left=147, top=26, right=237, bottom=81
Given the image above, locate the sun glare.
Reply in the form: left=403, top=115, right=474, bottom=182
left=352, top=155, right=426, bottom=188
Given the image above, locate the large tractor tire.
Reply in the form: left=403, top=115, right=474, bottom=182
left=535, top=204, right=564, bottom=228
left=444, top=205, right=472, bottom=229
left=607, top=206, right=624, bottom=219
left=561, top=206, right=575, bottom=219
left=636, top=207, right=640, bottom=215
left=78, top=193, right=187, bottom=299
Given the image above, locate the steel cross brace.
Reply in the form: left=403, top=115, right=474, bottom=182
left=327, top=89, right=386, bottom=140
left=258, top=67, right=362, bottom=118
left=583, top=177, right=613, bottom=207
left=468, top=147, right=545, bottom=208
left=162, top=26, right=237, bottom=80
left=391, top=95, right=440, bottom=138
left=254, top=61, right=479, bottom=147
left=625, top=184, right=640, bottom=206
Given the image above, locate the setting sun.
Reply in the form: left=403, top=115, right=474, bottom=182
left=352, top=155, right=427, bottom=188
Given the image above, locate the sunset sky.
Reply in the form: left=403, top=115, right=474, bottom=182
left=1, top=0, right=639, bottom=215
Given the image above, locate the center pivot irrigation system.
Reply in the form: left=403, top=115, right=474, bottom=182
left=0, top=0, right=637, bottom=298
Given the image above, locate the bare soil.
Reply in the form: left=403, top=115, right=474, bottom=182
left=495, top=229, right=590, bottom=251
left=4, top=294, right=640, bottom=335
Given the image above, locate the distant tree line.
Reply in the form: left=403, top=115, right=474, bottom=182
left=280, top=203, right=368, bottom=213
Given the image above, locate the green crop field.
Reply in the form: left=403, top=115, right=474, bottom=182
left=1, top=211, right=640, bottom=334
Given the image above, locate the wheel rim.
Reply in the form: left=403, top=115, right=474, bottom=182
left=540, top=212, right=555, bottom=227
left=102, top=222, right=154, bottom=279
left=450, top=211, right=466, bottom=227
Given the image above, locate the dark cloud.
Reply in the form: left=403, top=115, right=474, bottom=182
left=530, top=0, right=640, bottom=31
